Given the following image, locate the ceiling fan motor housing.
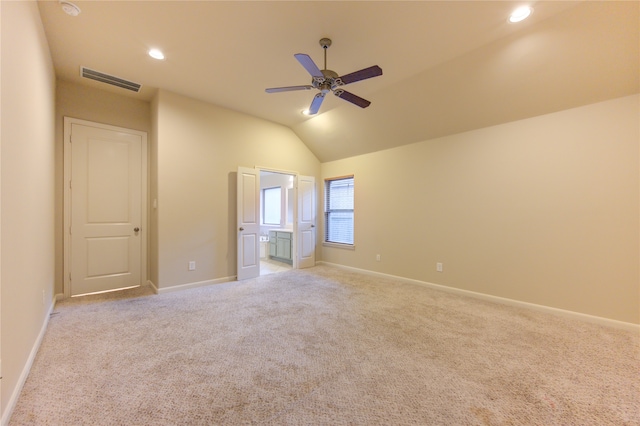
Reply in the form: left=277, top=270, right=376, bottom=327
left=313, top=69, right=341, bottom=93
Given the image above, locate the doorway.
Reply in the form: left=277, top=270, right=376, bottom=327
left=236, top=167, right=315, bottom=280
left=63, top=118, right=148, bottom=297
left=259, top=170, right=294, bottom=276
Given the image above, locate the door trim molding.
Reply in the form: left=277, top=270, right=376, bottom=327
left=257, top=167, right=299, bottom=271
left=63, top=117, right=148, bottom=298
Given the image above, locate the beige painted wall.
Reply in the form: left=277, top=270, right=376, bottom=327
left=321, top=95, right=639, bottom=324
left=54, top=80, right=152, bottom=295
left=1, top=1, right=56, bottom=416
left=153, top=90, right=320, bottom=289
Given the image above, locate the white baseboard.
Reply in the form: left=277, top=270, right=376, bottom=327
left=1, top=297, right=57, bottom=426
left=153, top=276, right=237, bottom=295
left=317, top=261, right=639, bottom=332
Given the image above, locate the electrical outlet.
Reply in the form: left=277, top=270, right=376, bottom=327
left=376, top=254, right=381, bottom=261
left=436, top=262, right=443, bottom=272
left=188, top=261, right=196, bottom=271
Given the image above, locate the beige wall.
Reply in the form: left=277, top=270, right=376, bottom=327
left=1, top=1, right=56, bottom=417
left=54, top=80, right=152, bottom=295
left=153, top=90, right=320, bottom=289
left=321, top=95, right=639, bottom=324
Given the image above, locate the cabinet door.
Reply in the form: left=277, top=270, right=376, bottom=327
left=276, top=237, right=287, bottom=259
left=282, top=238, right=292, bottom=260
left=269, top=241, right=277, bottom=257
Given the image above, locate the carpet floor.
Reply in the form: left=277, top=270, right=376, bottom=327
left=9, top=265, right=640, bottom=425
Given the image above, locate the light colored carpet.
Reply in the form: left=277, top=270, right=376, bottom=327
left=9, top=266, right=640, bottom=425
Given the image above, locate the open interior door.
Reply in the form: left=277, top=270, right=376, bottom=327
left=297, top=175, right=316, bottom=269
left=237, top=167, right=260, bottom=280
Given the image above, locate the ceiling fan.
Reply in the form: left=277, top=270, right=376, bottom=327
left=265, top=38, right=383, bottom=115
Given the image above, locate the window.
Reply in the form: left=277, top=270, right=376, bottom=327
left=263, top=187, right=281, bottom=225
left=324, top=176, right=354, bottom=245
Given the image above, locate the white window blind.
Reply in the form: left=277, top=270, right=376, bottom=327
left=324, top=176, right=354, bottom=245
left=263, top=187, right=281, bottom=225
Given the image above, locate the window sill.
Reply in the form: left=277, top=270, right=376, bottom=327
left=323, top=242, right=356, bottom=250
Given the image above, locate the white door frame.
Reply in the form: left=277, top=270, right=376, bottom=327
left=253, top=167, right=317, bottom=272
left=63, top=117, right=148, bottom=298
left=257, top=167, right=298, bottom=271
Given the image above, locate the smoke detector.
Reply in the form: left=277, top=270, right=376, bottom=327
left=60, top=1, right=81, bottom=17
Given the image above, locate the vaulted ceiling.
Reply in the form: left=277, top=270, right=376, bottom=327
left=38, top=1, right=639, bottom=162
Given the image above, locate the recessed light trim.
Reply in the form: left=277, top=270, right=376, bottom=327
left=148, top=49, right=165, bottom=60
left=509, top=6, right=533, bottom=23
left=60, top=1, right=81, bottom=16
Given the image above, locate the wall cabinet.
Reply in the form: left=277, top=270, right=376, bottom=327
left=268, top=230, right=292, bottom=264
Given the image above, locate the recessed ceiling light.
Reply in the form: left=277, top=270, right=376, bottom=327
left=60, top=1, right=81, bottom=16
left=148, top=49, right=165, bottom=60
left=301, top=109, right=315, bottom=116
left=509, top=6, right=533, bottom=23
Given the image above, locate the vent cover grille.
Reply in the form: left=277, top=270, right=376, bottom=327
left=81, top=67, right=142, bottom=92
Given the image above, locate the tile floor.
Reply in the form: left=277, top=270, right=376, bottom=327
left=260, top=257, right=293, bottom=275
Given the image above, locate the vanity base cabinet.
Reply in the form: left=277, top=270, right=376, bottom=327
left=268, top=231, right=293, bottom=265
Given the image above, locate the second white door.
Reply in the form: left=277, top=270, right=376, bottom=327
left=297, top=175, right=316, bottom=269
left=69, top=120, right=146, bottom=296
left=237, top=167, right=261, bottom=280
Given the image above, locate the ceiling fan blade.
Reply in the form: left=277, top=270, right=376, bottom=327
left=294, top=53, right=323, bottom=78
left=338, top=65, right=383, bottom=85
left=308, top=93, right=326, bottom=114
left=334, top=89, right=371, bottom=108
left=265, top=85, right=314, bottom=93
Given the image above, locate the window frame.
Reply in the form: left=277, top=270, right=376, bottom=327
left=262, top=186, right=282, bottom=225
left=323, top=175, right=355, bottom=249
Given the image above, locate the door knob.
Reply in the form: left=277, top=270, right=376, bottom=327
left=134, top=227, right=140, bottom=232
left=311, top=224, right=315, bottom=228
left=239, top=227, right=244, bottom=231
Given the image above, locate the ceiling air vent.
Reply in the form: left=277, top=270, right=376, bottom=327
left=80, top=67, right=142, bottom=93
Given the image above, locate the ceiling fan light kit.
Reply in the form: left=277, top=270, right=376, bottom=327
left=266, top=38, right=383, bottom=115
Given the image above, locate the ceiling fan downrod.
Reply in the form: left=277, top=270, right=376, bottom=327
left=319, top=38, right=332, bottom=71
